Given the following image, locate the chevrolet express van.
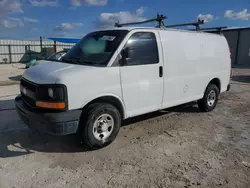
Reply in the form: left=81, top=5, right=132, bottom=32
left=15, top=27, right=231, bottom=149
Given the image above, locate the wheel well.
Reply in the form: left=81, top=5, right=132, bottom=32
left=209, top=78, right=221, bottom=92
left=83, top=96, right=125, bottom=118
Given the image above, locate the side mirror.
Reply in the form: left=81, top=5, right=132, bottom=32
left=121, top=48, right=129, bottom=59
left=119, top=48, right=129, bottom=66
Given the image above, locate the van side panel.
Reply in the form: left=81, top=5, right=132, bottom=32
left=159, top=30, right=230, bottom=109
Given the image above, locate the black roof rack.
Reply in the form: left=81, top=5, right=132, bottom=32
left=164, top=19, right=204, bottom=31
left=198, top=26, right=227, bottom=34
left=115, top=13, right=167, bottom=28
left=115, top=13, right=205, bottom=31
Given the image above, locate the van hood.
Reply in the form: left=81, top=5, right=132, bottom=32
left=22, top=60, right=96, bottom=84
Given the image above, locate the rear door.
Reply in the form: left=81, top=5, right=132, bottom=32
left=118, top=30, right=164, bottom=118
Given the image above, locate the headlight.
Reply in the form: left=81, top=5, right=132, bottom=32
left=48, top=88, right=54, bottom=98
left=36, top=85, right=67, bottom=110
left=37, top=85, right=66, bottom=101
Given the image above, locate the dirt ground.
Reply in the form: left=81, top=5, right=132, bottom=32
left=0, top=64, right=24, bottom=86
left=0, top=67, right=249, bottom=188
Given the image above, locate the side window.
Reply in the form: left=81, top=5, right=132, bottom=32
left=123, top=32, right=159, bottom=65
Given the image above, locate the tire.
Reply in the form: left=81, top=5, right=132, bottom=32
left=78, top=103, right=121, bottom=149
left=198, top=84, right=219, bottom=112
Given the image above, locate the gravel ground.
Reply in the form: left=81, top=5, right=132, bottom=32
left=0, top=68, right=249, bottom=188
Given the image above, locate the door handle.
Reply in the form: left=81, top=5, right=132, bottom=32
left=159, top=66, right=163, bottom=77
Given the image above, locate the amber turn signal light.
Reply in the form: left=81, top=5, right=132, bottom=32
left=36, top=101, right=66, bottom=109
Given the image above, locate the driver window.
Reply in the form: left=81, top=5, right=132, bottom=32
left=123, top=32, right=159, bottom=66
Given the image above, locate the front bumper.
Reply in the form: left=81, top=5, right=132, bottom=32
left=15, top=95, right=81, bottom=135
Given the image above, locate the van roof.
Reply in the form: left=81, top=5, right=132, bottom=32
left=97, top=27, right=222, bottom=36
left=99, top=27, right=154, bottom=31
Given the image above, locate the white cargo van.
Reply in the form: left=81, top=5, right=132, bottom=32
left=15, top=26, right=231, bottom=149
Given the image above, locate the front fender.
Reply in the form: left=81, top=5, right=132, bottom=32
left=80, top=93, right=127, bottom=118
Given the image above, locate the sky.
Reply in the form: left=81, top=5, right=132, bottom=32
left=0, top=0, right=250, bottom=40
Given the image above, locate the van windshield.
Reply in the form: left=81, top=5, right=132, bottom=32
left=62, top=30, right=129, bottom=66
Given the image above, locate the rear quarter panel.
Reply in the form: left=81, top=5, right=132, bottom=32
left=159, top=30, right=230, bottom=108
left=200, top=34, right=231, bottom=93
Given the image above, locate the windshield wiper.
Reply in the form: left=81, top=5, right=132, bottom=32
left=61, top=57, right=81, bottom=65
left=82, top=60, right=97, bottom=65
left=61, top=57, right=99, bottom=66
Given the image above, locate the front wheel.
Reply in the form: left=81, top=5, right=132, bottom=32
left=78, top=103, right=121, bottom=149
left=198, top=84, right=219, bottom=112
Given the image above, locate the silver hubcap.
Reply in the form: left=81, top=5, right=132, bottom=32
left=207, top=90, right=216, bottom=107
left=93, top=114, right=114, bottom=141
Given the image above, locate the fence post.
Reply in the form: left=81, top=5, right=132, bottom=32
left=53, top=40, right=57, bottom=53
left=40, top=36, right=43, bottom=52
left=28, top=45, right=31, bottom=61
left=235, top=30, right=241, bottom=65
left=8, top=45, right=12, bottom=63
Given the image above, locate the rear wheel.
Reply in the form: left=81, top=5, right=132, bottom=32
left=78, top=103, right=121, bottom=149
left=198, top=84, right=219, bottom=112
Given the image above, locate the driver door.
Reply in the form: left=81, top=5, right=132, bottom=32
left=119, top=31, right=164, bottom=118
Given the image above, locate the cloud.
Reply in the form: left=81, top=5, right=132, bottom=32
left=136, top=7, right=145, bottom=16
left=29, top=0, right=59, bottom=7
left=70, top=0, right=81, bottom=7
left=224, top=9, right=250, bottom=20
left=23, top=17, right=39, bottom=23
left=54, top=32, right=86, bottom=37
left=70, top=0, right=108, bottom=7
left=54, top=23, right=83, bottom=32
left=0, top=0, right=23, bottom=16
left=85, top=0, right=108, bottom=5
left=197, top=14, right=214, bottom=23
left=0, top=18, right=24, bottom=29
left=96, top=10, right=146, bottom=28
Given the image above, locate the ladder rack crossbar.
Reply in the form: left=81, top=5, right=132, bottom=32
left=164, top=19, right=204, bottom=30
left=114, top=13, right=226, bottom=34
left=115, top=14, right=167, bottom=28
